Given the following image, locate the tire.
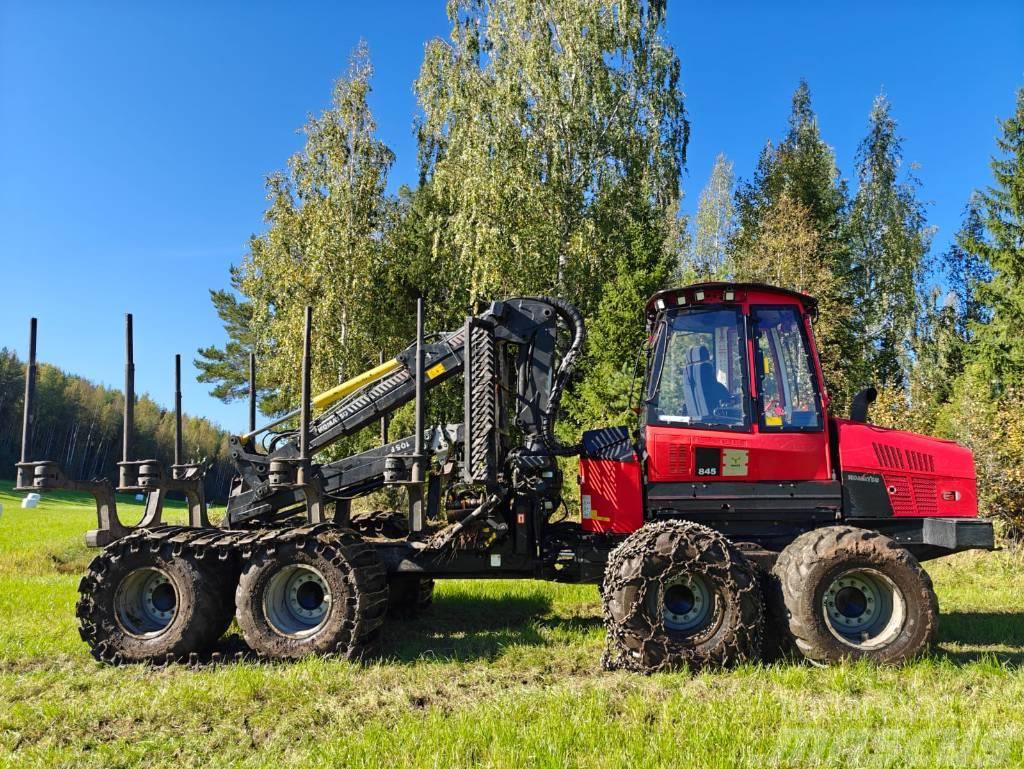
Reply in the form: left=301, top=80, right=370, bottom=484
left=350, top=509, right=409, bottom=540
left=758, top=565, right=799, bottom=662
left=387, top=575, right=435, bottom=616
left=601, top=520, right=763, bottom=672
left=235, top=526, right=388, bottom=660
left=76, top=529, right=235, bottom=664
left=772, top=526, right=938, bottom=665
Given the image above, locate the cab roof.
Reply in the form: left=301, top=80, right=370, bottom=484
left=644, top=282, right=818, bottom=321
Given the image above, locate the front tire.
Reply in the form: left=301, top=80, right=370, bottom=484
left=772, top=526, right=938, bottom=664
left=602, top=520, right=763, bottom=672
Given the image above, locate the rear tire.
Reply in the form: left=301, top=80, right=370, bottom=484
left=772, top=526, right=938, bottom=664
left=602, top=520, right=763, bottom=672
left=235, top=527, right=387, bottom=660
left=76, top=530, right=234, bottom=664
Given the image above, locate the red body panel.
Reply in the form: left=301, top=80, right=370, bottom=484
left=645, top=425, right=831, bottom=483
left=579, top=456, right=643, bottom=533
left=834, top=418, right=978, bottom=518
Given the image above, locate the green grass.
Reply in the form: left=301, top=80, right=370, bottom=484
left=1, top=480, right=1023, bottom=768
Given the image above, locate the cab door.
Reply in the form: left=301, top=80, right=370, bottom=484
left=744, top=305, right=831, bottom=482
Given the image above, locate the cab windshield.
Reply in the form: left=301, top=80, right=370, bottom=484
left=646, top=308, right=749, bottom=429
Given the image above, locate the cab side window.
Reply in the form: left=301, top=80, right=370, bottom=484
left=752, top=307, right=822, bottom=431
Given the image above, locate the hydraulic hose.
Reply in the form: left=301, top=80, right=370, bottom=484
left=517, top=295, right=587, bottom=457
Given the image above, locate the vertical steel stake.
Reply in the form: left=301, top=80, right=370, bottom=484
left=249, top=352, right=257, bottom=434
left=20, top=318, right=37, bottom=464
left=174, top=354, right=183, bottom=466
left=299, top=306, right=312, bottom=463
left=123, top=314, right=134, bottom=464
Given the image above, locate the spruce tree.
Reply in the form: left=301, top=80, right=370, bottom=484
left=969, top=88, right=1024, bottom=387
left=687, top=154, right=735, bottom=280
left=731, top=81, right=858, bottom=407
left=848, top=94, right=932, bottom=388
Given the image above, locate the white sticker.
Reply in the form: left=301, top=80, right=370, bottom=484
left=490, top=554, right=501, bottom=567
left=581, top=494, right=592, bottom=520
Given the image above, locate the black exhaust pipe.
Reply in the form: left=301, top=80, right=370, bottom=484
left=849, top=386, right=878, bottom=424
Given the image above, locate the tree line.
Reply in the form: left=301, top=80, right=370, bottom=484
left=48, top=1, right=1017, bottom=534
left=0, top=349, right=233, bottom=500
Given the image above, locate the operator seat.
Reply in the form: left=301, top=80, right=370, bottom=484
left=682, top=345, right=731, bottom=420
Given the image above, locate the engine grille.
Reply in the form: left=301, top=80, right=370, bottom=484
left=873, top=442, right=935, bottom=472
left=667, top=443, right=690, bottom=475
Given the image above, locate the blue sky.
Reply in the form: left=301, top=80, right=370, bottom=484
left=2, top=1, right=1022, bottom=431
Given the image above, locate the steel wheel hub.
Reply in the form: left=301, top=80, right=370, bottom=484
left=264, top=564, right=332, bottom=638
left=822, top=568, right=906, bottom=649
left=662, top=574, right=713, bottom=633
left=115, top=567, right=177, bottom=637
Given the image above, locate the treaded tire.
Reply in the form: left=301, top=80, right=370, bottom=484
left=350, top=509, right=409, bottom=540
left=758, top=565, right=799, bottom=662
left=772, top=525, right=938, bottom=665
left=387, top=575, right=435, bottom=616
left=602, top=520, right=763, bottom=672
left=235, top=526, right=387, bottom=660
left=76, top=529, right=235, bottom=664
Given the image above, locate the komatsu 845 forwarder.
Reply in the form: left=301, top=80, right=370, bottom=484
left=15, top=283, right=994, bottom=670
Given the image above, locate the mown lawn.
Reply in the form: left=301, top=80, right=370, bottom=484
left=1, top=480, right=1023, bottom=768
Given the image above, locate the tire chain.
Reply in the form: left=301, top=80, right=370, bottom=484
left=600, top=520, right=763, bottom=673
left=76, top=523, right=387, bottom=666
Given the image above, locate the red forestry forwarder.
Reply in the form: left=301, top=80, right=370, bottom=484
left=15, top=283, right=993, bottom=670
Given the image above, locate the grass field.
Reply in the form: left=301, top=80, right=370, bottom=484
left=1, top=480, right=1023, bottom=768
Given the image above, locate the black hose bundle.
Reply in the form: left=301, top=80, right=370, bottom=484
left=521, top=295, right=587, bottom=457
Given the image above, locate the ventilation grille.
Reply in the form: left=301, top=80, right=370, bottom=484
left=912, top=476, right=939, bottom=516
left=884, top=475, right=915, bottom=515
left=873, top=443, right=935, bottom=472
left=667, top=444, right=690, bottom=475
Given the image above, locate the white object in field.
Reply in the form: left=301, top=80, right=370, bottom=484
left=135, top=493, right=145, bottom=502
left=21, top=493, right=41, bottom=509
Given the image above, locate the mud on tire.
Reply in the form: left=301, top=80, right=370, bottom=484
left=758, top=565, right=799, bottom=662
left=602, top=520, right=763, bottom=672
left=235, top=526, right=387, bottom=660
left=76, top=528, right=235, bottom=664
left=772, top=525, right=938, bottom=665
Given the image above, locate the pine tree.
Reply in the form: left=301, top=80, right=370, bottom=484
left=202, top=43, right=399, bottom=425
left=195, top=267, right=259, bottom=404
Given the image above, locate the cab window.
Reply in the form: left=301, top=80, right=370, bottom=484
left=646, top=308, right=749, bottom=430
left=752, top=306, right=822, bottom=430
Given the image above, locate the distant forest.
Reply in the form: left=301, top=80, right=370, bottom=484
left=0, top=348, right=232, bottom=500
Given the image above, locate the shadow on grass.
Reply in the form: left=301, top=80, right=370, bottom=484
left=380, top=592, right=558, bottom=663
left=935, top=611, right=1024, bottom=666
